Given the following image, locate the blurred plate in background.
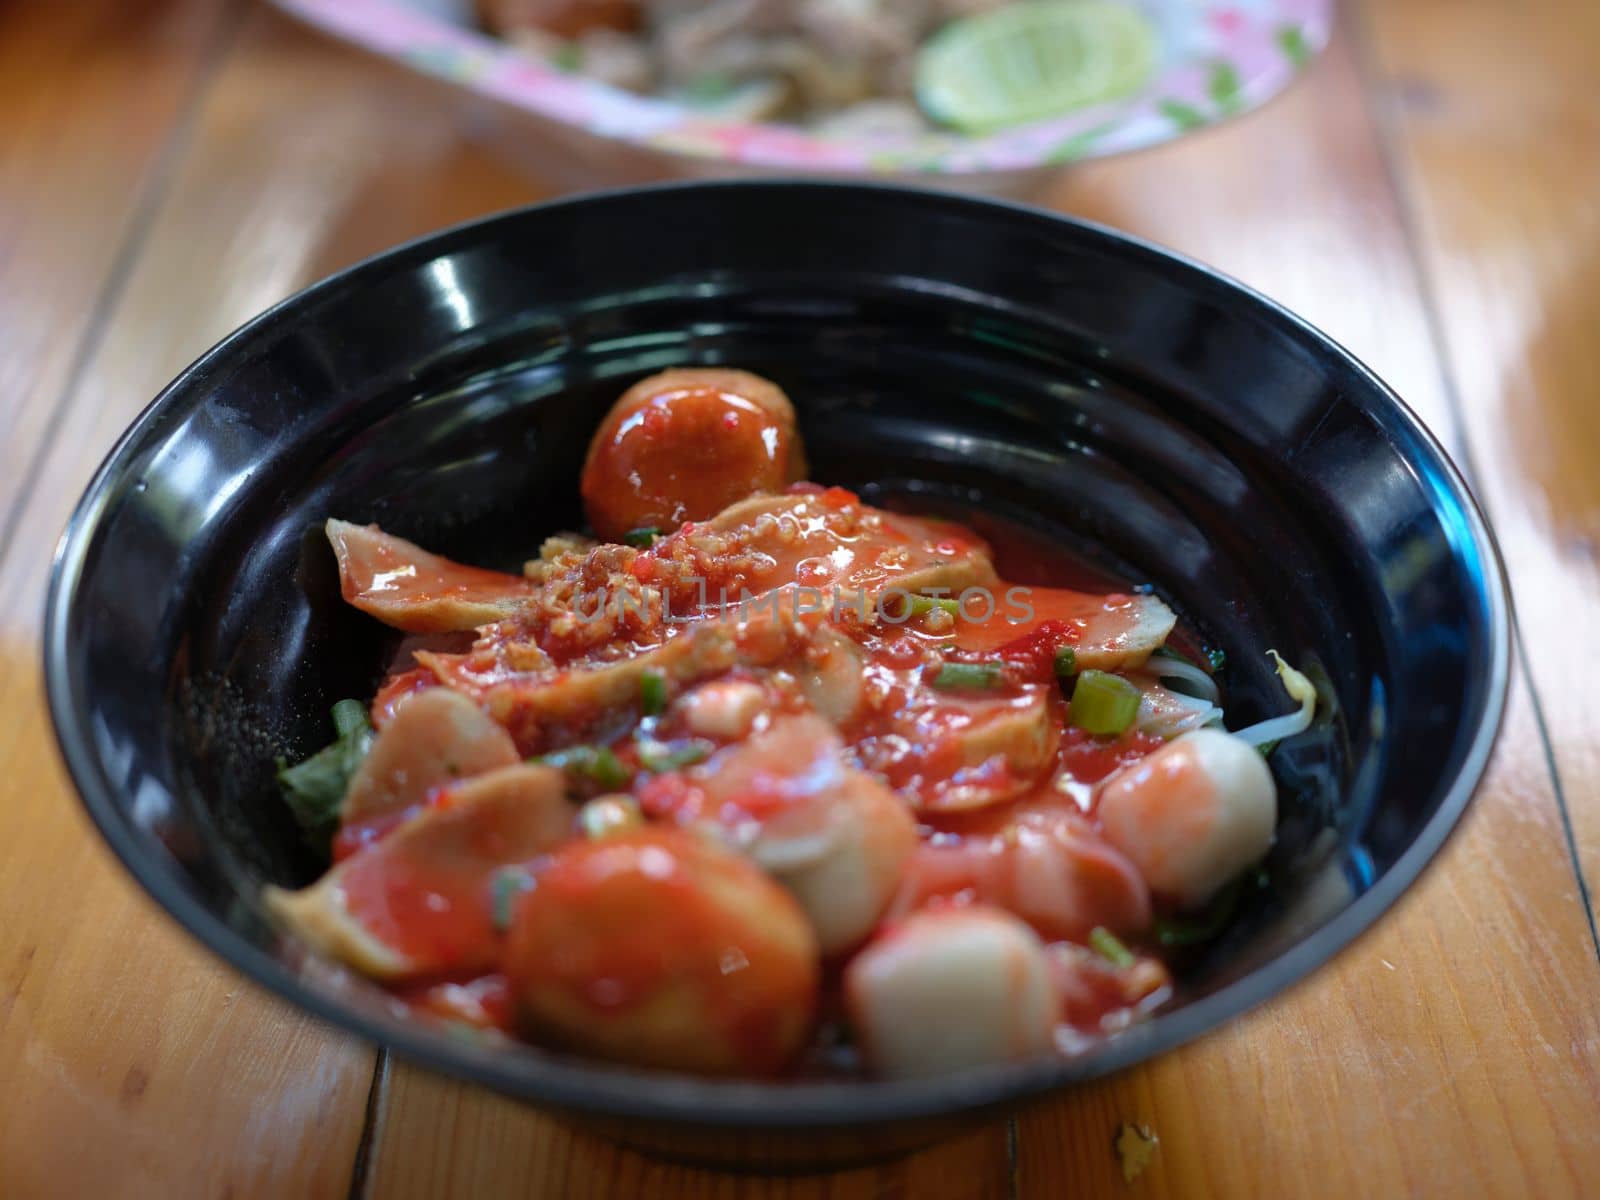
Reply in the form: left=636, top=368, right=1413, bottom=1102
left=269, top=0, right=1332, bottom=194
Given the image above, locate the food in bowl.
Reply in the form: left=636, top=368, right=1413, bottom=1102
left=267, top=366, right=1313, bottom=1079
left=473, top=0, right=1159, bottom=136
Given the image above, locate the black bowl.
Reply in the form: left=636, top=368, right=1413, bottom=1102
left=45, top=182, right=1510, bottom=1170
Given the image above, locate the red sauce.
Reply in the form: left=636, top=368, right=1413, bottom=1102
left=503, top=830, right=816, bottom=1075
left=323, top=489, right=1194, bottom=1073
left=581, top=383, right=802, bottom=542
left=1050, top=945, right=1171, bottom=1034
left=330, top=522, right=535, bottom=634
left=645, top=490, right=984, bottom=606
left=1061, top=726, right=1168, bottom=786
left=333, top=781, right=549, bottom=971
left=991, top=619, right=1082, bottom=681
left=371, top=667, right=437, bottom=727
left=332, top=809, right=413, bottom=862
left=950, top=585, right=1133, bottom=655
left=888, top=501, right=1125, bottom=592
left=337, top=844, right=502, bottom=969
left=894, top=805, right=1153, bottom=940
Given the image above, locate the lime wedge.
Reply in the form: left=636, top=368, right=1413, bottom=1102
left=916, top=1, right=1159, bottom=134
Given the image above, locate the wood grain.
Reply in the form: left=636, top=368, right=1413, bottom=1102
left=364, top=10, right=1600, bottom=1197
left=365, top=1068, right=1011, bottom=1200
left=1011, top=12, right=1600, bottom=1195
left=1356, top=0, right=1600, bottom=923
left=0, top=0, right=227, bottom=538
left=0, top=3, right=378, bottom=1197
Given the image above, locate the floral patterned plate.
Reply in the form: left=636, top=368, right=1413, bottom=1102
left=270, top=0, right=1331, bottom=178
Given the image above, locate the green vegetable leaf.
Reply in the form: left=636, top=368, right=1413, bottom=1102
left=1277, top=25, right=1311, bottom=68
left=1045, top=121, right=1116, bottom=165
left=1053, top=645, right=1078, bottom=678
left=622, top=527, right=661, bottom=548
left=1158, top=98, right=1207, bottom=132
left=278, top=700, right=374, bottom=847
left=1208, top=61, right=1243, bottom=115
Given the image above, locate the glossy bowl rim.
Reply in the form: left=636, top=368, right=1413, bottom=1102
left=44, top=179, right=1512, bottom=1128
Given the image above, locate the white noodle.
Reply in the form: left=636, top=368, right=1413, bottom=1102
left=1230, top=651, right=1317, bottom=746
left=1148, top=652, right=1221, bottom=704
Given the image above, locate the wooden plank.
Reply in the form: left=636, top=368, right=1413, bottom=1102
left=0, top=5, right=507, bottom=1196
left=0, top=1, right=382, bottom=1195
left=364, top=14, right=1600, bottom=1200
left=100, top=12, right=1002, bottom=1196
left=1356, top=0, right=1600, bottom=917
left=1041, top=22, right=1447, bottom=429
left=365, top=1068, right=1010, bottom=1199
left=6, top=1, right=1594, bottom=1196
left=0, top=0, right=227, bottom=534
left=1011, top=14, right=1600, bottom=1198
left=188, top=6, right=1597, bottom=1197
left=0, top=729, right=375, bottom=1199
left=0, top=4, right=558, bottom=1194
left=0, top=4, right=545, bottom=601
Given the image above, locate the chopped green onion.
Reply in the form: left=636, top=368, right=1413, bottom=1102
left=622, top=527, right=661, bottom=548
left=637, top=738, right=714, bottom=773
left=578, top=796, right=643, bottom=840
left=1205, top=646, right=1227, bottom=673
left=639, top=670, right=667, bottom=716
left=908, top=594, right=962, bottom=618
left=932, top=661, right=1005, bottom=691
left=539, top=745, right=631, bottom=791
left=1089, top=926, right=1136, bottom=968
left=1068, top=670, right=1141, bottom=735
left=490, top=866, right=535, bottom=932
left=1053, top=645, right=1077, bottom=678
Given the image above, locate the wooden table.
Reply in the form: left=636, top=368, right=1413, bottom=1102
left=3, top=1, right=1597, bottom=1195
